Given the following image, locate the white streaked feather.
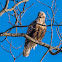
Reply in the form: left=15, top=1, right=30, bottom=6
left=26, top=48, right=30, bottom=54
left=33, top=44, right=37, bottom=50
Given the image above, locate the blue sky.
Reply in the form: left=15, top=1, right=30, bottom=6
left=0, top=0, right=62, bottom=62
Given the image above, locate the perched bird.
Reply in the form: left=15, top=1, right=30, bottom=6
left=23, top=11, right=46, bottom=57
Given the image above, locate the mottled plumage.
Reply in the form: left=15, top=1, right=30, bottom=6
left=23, top=12, right=46, bottom=57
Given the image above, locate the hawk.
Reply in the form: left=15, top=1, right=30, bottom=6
left=23, top=11, right=46, bottom=57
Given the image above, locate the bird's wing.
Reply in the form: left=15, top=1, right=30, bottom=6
left=23, top=21, right=37, bottom=57
left=24, top=21, right=36, bottom=47
left=26, top=21, right=36, bottom=36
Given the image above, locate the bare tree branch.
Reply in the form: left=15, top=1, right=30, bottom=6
left=0, top=33, right=61, bottom=51
left=0, top=0, right=28, bottom=16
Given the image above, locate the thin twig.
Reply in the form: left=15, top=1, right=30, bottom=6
left=40, top=49, right=49, bottom=62
left=37, top=0, right=51, bottom=8
left=15, top=52, right=23, bottom=59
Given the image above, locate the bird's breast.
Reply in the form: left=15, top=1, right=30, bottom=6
left=36, top=18, right=45, bottom=24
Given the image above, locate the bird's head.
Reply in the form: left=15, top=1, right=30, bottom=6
left=38, top=11, right=46, bottom=18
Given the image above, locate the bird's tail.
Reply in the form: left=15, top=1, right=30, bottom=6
left=23, top=42, right=37, bottom=57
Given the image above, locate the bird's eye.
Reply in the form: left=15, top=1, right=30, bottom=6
left=41, top=13, right=43, bottom=15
